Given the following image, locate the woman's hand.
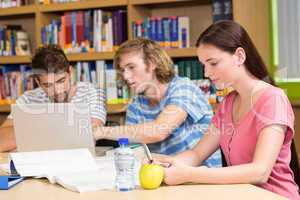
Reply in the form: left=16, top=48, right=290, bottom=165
left=142, top=153, right=170, bottom=165
left=154, top=155, right=193, bottom=186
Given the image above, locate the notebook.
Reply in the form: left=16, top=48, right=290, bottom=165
left=0, top=175, right=24, bottom=190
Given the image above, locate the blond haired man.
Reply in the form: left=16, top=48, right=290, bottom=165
left=94, top=38, right=221, bottom=167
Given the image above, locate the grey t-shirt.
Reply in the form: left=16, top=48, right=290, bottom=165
left=8, top=82, right=106, bottom=124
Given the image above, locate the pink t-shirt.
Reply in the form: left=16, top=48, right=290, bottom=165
left=212, top=86, right=299, bottom=199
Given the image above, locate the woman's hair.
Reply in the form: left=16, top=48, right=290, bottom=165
left=114, top=38, right=175, bottom=83
left=196, top=20, right=275, bottom=85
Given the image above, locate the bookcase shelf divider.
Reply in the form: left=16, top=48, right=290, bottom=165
left=0, top=56, right=31, bottom=64
left=0, top=5, right=37, bottom=17
left=39, top=0, right=128, bottom=13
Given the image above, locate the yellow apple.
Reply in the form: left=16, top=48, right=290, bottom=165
left=139, top=163, right=164, bottom=189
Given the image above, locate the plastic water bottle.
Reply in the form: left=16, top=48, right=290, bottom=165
left=114, top=138, right=135, bottom=191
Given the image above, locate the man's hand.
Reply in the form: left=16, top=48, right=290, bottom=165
left=91, top=118, right=104, bottom=141
left=0, top=119, right=17, bottom=152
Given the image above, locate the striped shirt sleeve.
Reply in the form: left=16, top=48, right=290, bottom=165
left=125, top=102, right=139, bottom=125
left=87, top=86, right=106, bottom=124
left=7, top=92, right=31, bottom=119
left=166, top=80, right=212, bottom=123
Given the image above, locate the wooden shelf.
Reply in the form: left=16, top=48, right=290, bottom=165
left=39, top=0, right=127, bottom=12
left=0, top=105, right=10, bottom=113
left=0, top=5, right=37, bottom=17
left=0, top=102, right=128, bottom=114
left=66, top=52, right=115, bottom=62
left=165, top=47, right=197, bottom=58
left=0, top=99, right=15, bottom=113
left=129, top=0, right=197, bottom=5
left=107, top=103, right=128, bottom=114
left=65, top=48, right=196, bottom=62
left=292, top=101, right=300, bottom=107
left=0, top=104, right=11, bottom=113
left=0, top=56, right=31, bottom=64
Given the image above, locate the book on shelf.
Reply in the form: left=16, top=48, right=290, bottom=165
left=103, top=62, right=129, bottom=104
left=162, top=17, right=170, bottom=48
left=132, top=16, right=189, bottom=49
left=223, top=0, right=233, bottom=20
left=71, top=61, right=129, bottom=104
left=178, top=16, right=189, bottom=49
left=174, top=59, right=204, bottom=80
left=170, top=16, right=179, bottom=48
left=0, top=25, right=31, bottom=56
left=93, top=9, right=102, bottom=52
left=39, top=0, right=79, bottom=4
left=101, top=11, right=113, bottom=52
left=41, top=9, right=127, bottom=54
left=212, top=0, right=233, bottom=22
left=15, top=30, right=31, bottom=56
left=112, top=10, right=127, bottom=51
left=0, top=64, right=33, bottom=101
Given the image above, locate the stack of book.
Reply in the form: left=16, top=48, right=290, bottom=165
left=0, top=25, right=31, bottom=56
left=0, top=65, right=34, bottom=101
left=71, top=60, right=129, bottom=104
left=212, top=0, right=233, bottom=22
left=132, top=16, right=190, bottom=49
left=174, top=59, right=204, bottom=81
left=41, top=9, right=127, bottom=54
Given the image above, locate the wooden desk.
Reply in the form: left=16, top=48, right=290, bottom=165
left=0, top=154, right=286, bottom=200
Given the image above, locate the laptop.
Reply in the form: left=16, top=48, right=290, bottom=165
left=11, top=103, right=96, bottom=155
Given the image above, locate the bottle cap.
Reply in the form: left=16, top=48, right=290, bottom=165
left=118, top=138, right=129, bottom=146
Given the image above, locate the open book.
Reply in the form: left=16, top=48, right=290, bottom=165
left=8, top=148, right=140, bottom=192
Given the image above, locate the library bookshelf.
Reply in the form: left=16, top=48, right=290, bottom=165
left=0, top=0, right=270, bottom=116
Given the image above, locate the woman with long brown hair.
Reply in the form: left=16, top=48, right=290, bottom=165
left=154, top=20, right=299, bottom=199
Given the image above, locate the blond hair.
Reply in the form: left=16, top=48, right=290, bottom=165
left=114, top=38, right=175, bottom=83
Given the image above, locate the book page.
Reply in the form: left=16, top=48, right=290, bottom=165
left=54, top=156, right=141, bottom=192
left=9, top=149, right=98, bottom=178
left=55, top=169, right=115, bottom=192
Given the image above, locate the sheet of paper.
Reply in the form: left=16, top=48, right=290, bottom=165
left=9, top=148, right=98, bottom=178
